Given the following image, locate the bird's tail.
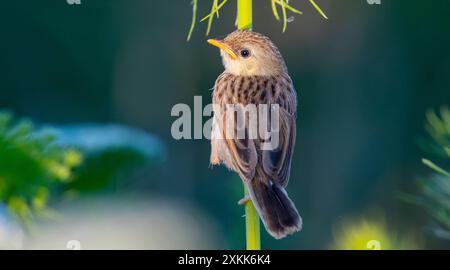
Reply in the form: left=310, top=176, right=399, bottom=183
left=246, top=179, right=302, bottom=239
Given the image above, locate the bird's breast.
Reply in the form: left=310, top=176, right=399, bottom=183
left=213, top=73, right=293, bottom=107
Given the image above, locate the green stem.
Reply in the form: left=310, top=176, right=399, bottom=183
left=237, top=0, right=261, bottom=251
left=244, top=185, right=261, bottom=250
left=237, top=0, right=252, bottom=30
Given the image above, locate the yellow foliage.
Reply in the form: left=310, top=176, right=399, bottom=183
left=332, top=217, right=421, bottom=250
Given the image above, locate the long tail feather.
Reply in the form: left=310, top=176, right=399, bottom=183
left=246, top=179, right=302, bottom=239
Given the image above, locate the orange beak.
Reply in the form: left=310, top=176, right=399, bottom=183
left=207, top=39, right=238, bottom=60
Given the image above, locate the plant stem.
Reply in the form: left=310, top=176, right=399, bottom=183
left=237, top=0, right=261, bottom=251
left=244, top=185, right=261, bottom=250
left=237, top=0, right=252, bottom=30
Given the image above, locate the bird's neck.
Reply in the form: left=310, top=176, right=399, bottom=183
left=224, top=62, right=285, bottom=77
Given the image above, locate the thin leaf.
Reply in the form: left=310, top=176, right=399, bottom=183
left=422, top=158, right=450, bottom=177
left=271, top=0, right=280, bottom=20
left=206, top=0, right=219, bottom=36
left=281, top=0, right=287, bottom=32
left=187, top=0, right=198, bottom=41
left=309, top=0, right=328, bottom=19
left=274, top=0, right=303, bottom=14
left=200, top=0, right=229, bottom=22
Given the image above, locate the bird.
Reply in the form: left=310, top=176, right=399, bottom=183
left=207, top=30, right=301, bottom=239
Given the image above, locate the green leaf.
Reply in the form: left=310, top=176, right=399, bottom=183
left=422, top=158, right=450, bottom=177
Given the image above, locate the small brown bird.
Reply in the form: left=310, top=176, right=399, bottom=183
left=208, top=30, right=301, bottom=239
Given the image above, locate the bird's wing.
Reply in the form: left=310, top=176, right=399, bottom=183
left=221, top=103, right=258, bottom=183
left=213, top=74, right=258, bottom=183
left=260, top=80, right=297, bottom=188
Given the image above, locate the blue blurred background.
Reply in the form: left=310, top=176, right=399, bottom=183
left=0, top=0, right=449, bottom=249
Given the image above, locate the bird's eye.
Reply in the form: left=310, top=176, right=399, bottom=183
left=240, top=49, right=251, bottom=58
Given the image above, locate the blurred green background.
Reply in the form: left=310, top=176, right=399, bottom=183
left=0, top=0, right=449, bottom=249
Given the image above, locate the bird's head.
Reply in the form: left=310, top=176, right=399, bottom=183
left=208, top=30, right=287, bottom=76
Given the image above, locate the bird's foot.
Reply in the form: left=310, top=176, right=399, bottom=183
left=238, top=196, right=251, bottom=205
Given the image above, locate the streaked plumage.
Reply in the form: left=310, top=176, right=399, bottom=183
left=209, top=30, right=301, bottom=239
